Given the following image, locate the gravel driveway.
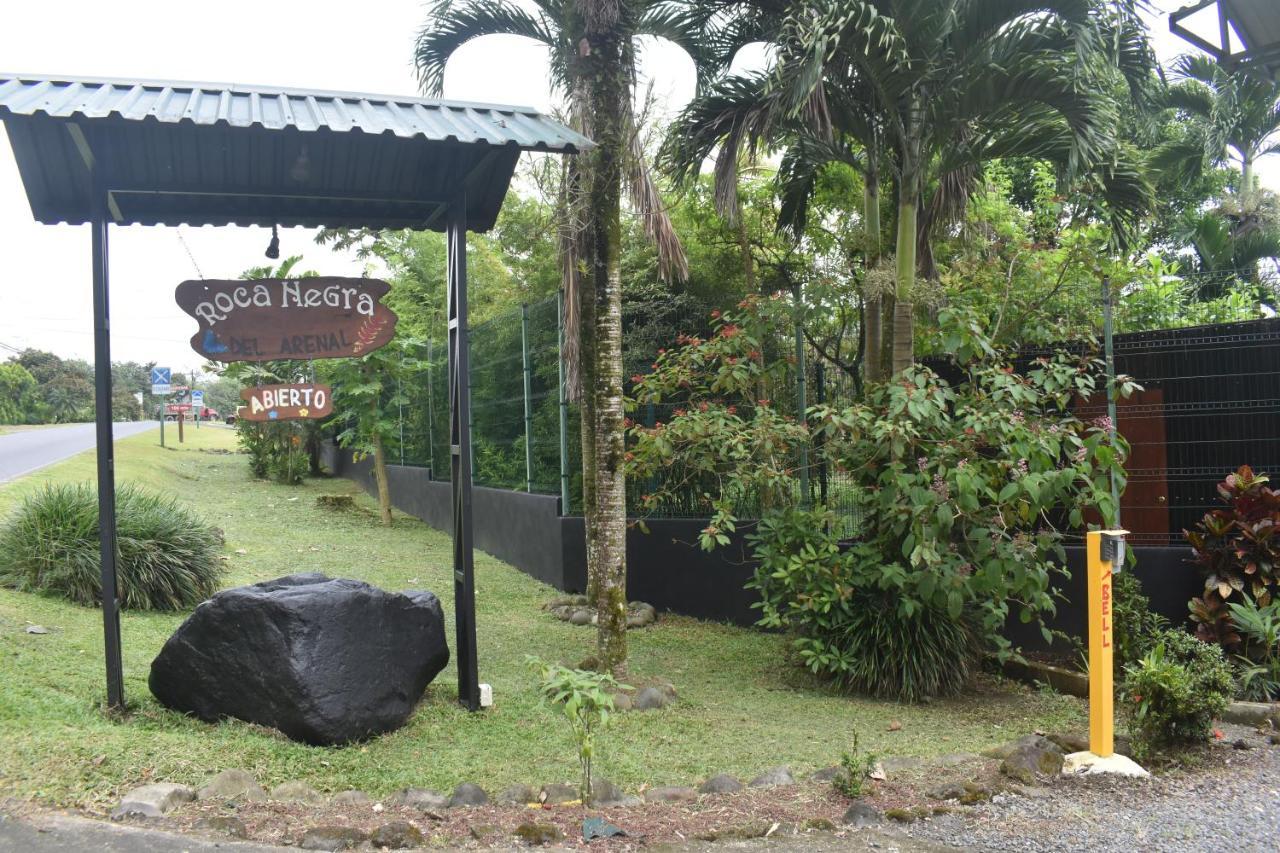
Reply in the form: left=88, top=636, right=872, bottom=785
left=648, top=723, right=1278, bottom=853
left=896, top=722, right=1278, bottom=853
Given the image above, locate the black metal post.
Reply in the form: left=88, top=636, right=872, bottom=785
left=520, top=303, right=533, bottom=493
left=91, top=179, right=125, bottom=711
left=426, top=338, right=436, bottom=477
left=446, top=195, right=480, bottom=711
left=556, top=290, right=571, bottom=513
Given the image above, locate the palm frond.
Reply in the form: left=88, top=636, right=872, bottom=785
left=775, top=133, right=862, bottom=238
left=1148, top=136, right=1211, bottom=185
left=659, top=71, right=776, bottom=219
left=776, top=0, right=913, bottom=116
left=625, top=106, right=689, bottom=282
left=953, top=0, right=1094, bottom=47
left=1172, top=53, right=1222, bottom=87
left=414, top=0, right=558, bottom=96
left=1166, top=81, right=1216, bottom=119
left=1092, top=149, right=1155, bottom=252
left=637, top=3, right=719, bottom=94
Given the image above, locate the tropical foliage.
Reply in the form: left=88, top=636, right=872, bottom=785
left=1187, top=465, right=1280, bottom=648
left=1121, top=628, right=1235, bottom=761
left=320, top=340, right=423, bottom=526
left=665, top=0, right=1156, bottom=377
left=629, top=301, right=1133, bottom=698
left=1229, top=597, right=1280, bottom=701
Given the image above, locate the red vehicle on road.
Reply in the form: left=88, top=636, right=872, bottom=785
left=162, top=387, right=219, bottom=421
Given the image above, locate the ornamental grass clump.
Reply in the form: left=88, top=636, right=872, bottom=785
left=0, top=482, right=224, bottom=610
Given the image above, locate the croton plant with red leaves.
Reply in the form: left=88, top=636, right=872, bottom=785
left=1186, top=465, right=1280, bottom=648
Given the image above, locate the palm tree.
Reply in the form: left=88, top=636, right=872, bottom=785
left=415, top=0, right=707, bottom=676
left=661, top=60, right=891, bottom=380
left=1160, top=55, right=1280, bottom=209
left=673, top=0, right=1152, bottom=375
left=1178, top=200, right=1280, bottom=300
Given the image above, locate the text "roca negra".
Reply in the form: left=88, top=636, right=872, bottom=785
left=193, top=280, right=375, bottom=326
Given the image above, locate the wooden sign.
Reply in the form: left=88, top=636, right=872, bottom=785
left=239, top=383, right=334, bottom=421
left=176, top=278, right=397, bottom=362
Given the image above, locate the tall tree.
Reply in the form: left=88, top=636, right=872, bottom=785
left=415, top=0, right=704, bottom=675
left=661, top=63, right=890, bottom=379
left=678, top=0, right=1151, bottom=374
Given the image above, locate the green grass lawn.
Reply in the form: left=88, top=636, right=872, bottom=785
left=0, top=426, right=1084, bottom=811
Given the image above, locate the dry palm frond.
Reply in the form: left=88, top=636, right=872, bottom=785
left=625, top=105, right=688, bottom=283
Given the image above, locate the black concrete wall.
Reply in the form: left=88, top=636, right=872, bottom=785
left=328, top=445, right=1200, bottom=641
left=561, top=517, right=758, bottom=624
left=1003, top=545, right=1198, bottom=649
left=333, top=449, right=570, bottom=589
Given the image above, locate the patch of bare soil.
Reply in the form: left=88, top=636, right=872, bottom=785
left=154, top=755, right=1026, bottom=849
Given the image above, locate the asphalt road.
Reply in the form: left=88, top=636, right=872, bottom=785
left=0, top=812, right=955, bottom=853
left=0, top=421, right=157, bottom=483
left=0, top=814, right=291, bottom=852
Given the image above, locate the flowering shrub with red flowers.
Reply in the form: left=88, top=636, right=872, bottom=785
left=627, top=294, right=808, bottom=546
left=628, top=301, right=1135, bottom=700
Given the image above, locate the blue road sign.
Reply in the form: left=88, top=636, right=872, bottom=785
left=150, top=366, right=171, bottom=395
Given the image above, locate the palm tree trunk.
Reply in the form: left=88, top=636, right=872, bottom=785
left=892, top=196, right=917, bottom=375
left=577, top=0, right=629, bottom=678
left=1241, top=153, right=1255, bottom=210
left=862, top=176, right=882, bottom=383
left=738, top=213, right=756, bottom=292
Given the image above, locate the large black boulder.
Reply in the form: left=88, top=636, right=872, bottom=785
left=149, top=573, right=449, bottom=745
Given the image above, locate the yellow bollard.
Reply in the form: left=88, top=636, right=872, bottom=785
left=1086, top=529, right=1126, bottom=758
left=1066, top=529, right=1147, bottom=777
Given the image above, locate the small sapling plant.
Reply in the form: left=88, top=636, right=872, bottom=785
left=530, top=658, right=626, bottom=804
left=833, top=731, right=878, bottom=798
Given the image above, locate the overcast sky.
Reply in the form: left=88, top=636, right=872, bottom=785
left=0, top=0, right=1275, bottom=377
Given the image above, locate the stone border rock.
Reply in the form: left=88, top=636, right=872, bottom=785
left=544, top=595, right=657, bottom=629
left=1219, top=700, right=1280, bottom=727
left=113, top=740, right=1095, bottom=848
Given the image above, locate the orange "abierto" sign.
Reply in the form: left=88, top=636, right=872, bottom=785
left=238, top=383, right=333, bottom=422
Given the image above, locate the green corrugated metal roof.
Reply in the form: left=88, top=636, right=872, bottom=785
left=0, top=73, right=592, bottom=231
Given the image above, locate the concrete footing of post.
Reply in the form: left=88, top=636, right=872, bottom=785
left=1062, top=751, right=1149, bottom=778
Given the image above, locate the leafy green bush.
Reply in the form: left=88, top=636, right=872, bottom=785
left=0, top=483, right=224, bottom=610
left=1187, top=465, right=1280, bottom=648
left=749, top=507, right=978, bottom=701
left=1122, top=629, right=1235, bottom=760
left=1229, top=597, right=1280, bottom=701
left=237, top=421, right=308, bottom=485
left=630, top=303, right=1130, bottom=700
left=1112, top=570, right=1169, bottom=670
